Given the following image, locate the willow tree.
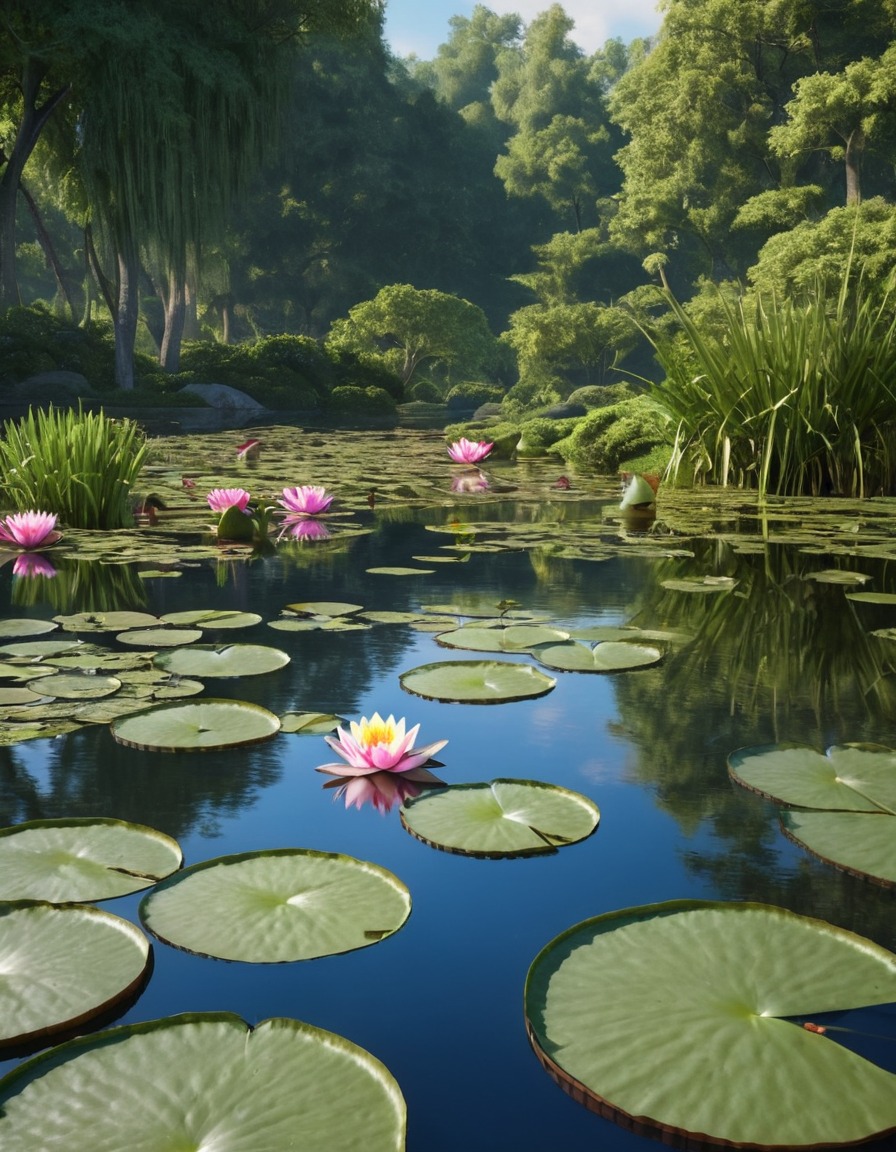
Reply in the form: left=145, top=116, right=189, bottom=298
left=76, top=0, right=380, bottom=387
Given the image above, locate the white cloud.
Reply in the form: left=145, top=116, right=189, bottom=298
left=486, top=0, right=661, bottom=52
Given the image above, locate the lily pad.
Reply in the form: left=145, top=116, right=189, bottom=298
left=0, top=818, right=183, bottom=903
left=111, top=699, right=281, bottom=752
left=0, top=619, right=57, bottom=639
left=280, top=711, right=345, bottom=735
left=845, top=591, right=896, bottom=605
left=153, top=643, right=290, bottom=678
left=365, top=566, right=434, bottom=575
left=26, top=672, right=122, bottom=700
left=160, top=609, right=263, bottom=629
left=284, top=601, right=363, bottom=617
left=0, top=1013, right=406, bottom=1149
left=139, top=849, right=411, bottom=962
left=435, top=624, right=570, bottom=653
left=660, top=576, right=738, bottom=594
left=525, top=900, right=896, bottom=1148
left=115, top=627, right=204, bottom=647
left=532, top=640, right=663, bottom=673
left=728, top=743, right=896, bottom=813
left=400, top=779, right=599, bottom=857
left=806, top=569, right=871, bottom=585
left=0, top=901, right=150, bottom=1049
left=400, top=659, right=556, bottom=704
left=0, top=639, right=84, bottom=659
left=781, top=810, right=896, bottom=887
left=52, top=611, right=161, bottom=633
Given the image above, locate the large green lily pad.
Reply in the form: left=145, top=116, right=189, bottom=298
left=160, top=609, right=263, bottom=629
left=116, top=627, right=204, bottom=647
left=434, top=624, right=569, bottom=653
left=52, top=611, right=161, bottom=633
left=0, top=619, right=57, bottom=639
left=532, top=640, right=663, bottom=673
left=525, top=900, right=896, bottom=1148
left=400, top=659, right=556, bottom=703
left=0, top=818, right=182, bottom=903
left=111, top=699, right=281, bottom=752
left=400, top=779, right=599, bottom=857
left=26, top=671, right=122, bottom=700
left=139, top=849, right=411, bottom=962
left=782, top=810, right=896, bottom=887
left=0, top=1013, right=406, bottom=1149
left=0, top=901, right=150, bottom=1049
left=153, top=643, right=290, bottom=678
left=728, top=743, right=896, bottom=812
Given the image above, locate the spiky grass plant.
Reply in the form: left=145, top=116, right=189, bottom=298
left=0, top=406, right=150, bottom=528
left=646, top=278, right=896, bottom=498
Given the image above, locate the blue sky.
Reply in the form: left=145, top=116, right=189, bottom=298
left=383, top=0, right=662, bottom=60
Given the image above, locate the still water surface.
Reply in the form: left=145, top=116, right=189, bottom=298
left=1, top=447, right=895, bottom=1151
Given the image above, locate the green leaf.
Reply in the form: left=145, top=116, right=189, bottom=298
left=782, top=810, right=896, bottom=887
left=845, top=591, right=896, bottom=604
left=27, top=672, right=122, bottom=700
left=366, top=566, right=435, bottom=575
left=111, top=699, right=281, bottom=752
left=0, top=901, right=150, bottom=1049
left=160, top=609, right=262, bottom=628
left=0, top=1013, right=406, bottom=1149
left=435, top=624, right=570, bottom=653
left=115, top=627, right=204, bottom=647
left=0, top=620, right=58, bottom=639
left=0, top=818, right=182, bottom=903
left=532, top=639, right=663, bottom=673
left=153, top=643, right=290, bottom=678
left=525, top=901, right=896, bottom=1147
left=284, top=601, right=363, bottom=617
left=660, top=576, right=738, bottom=593
left=52, top=611, right=161, bottom=633
left=279, top=711, right=345, bottom=735
left=400, top=779, right=599, bottom=857
left=728, top=743, right=896, bottom=812
left=139, top=849, right=411, bottom=962
left=399, top=659, right=556, bottom=703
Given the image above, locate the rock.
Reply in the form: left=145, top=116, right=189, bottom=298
left=17, top=370, right=92, bottom=399
left=540, top=402, right=586, bottom=420
left=179, top=383, right=267, bottom=412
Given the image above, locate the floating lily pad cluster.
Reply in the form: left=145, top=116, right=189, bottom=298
left=728, top=743, right=896, bottom=887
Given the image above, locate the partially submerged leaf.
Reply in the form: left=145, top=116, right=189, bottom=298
left=111, top=699, right=281, bottom=752
left=153, top=643, right=290, bottom=678
left=400, top=659, right=556, bottom=704
left=728, top=743, right=896, bottom=813
left=532, top=640, right=663, bottom=673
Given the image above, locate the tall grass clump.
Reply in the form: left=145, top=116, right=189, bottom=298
left=646, top=276, right=896, bottom=498
left=0, top=406, right=150, bottom=528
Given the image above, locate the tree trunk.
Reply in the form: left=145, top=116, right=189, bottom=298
left=0, top=62, right=69, bottom=308
left=160, top=268, right=185, bottom=372
left=845, top=128, right=863, bottom=205
left=183, top=279, right=201, bottom=340
left=20, top=181, right=78, bottom=322
left=114, top=245, right=139, bottom=390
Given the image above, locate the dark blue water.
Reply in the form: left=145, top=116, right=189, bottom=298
left=1, top=506, right=895, bottom=1151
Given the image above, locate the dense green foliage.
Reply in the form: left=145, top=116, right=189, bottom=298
left=0, top=406, right=149, bottom=528
left=3, top=0, right=896, bottom=491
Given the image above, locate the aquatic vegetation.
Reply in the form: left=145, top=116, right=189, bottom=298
left=318, top=712, right=447, bottom=777
left=0, top=510, right=59, bottom=550
left=277, top=485, right=334, bottom=516
left=447, top=437, right=493, bottom=464
left=0, top=406, right=149, bottom=529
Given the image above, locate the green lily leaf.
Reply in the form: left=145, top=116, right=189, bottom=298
left=0, top=619, right=57, bottom=639
left=52, top=611, right=161, bottom=633
left=0, top=1013, right=406, bottom=1150
left=0, top=639, right=84, bottom=660
left=845, top=591, right=896, bottom=604
left=399, top=659, right=556, bottom=703
left=532, top=640, right=663, bottom=673
left=139, top=849, right=411, bottom=962
left=728, top=743, right=896, bottom=813
left=525, top=900, right=896, bottom=1148
left=366, top=566, right=434, bottom=575
left=400, top=779, right=599, bottom=857
left=807, top=569, right=871, bottom=585
left=782, top=810, right=896, bottom=887
left=284, top=601, right=363, bottom=617
left=216, top=504, right=255, bottom=542
left=0, top=901, right=150, bottom=1049
left=26, top=672, right=122, bottom=700
left=435, top=624, right=570, bottom=653
left=116, top=627, right=204, bottom=647
left=153, top=643, right=290, bottom=678
left=0, top=817, right=182, bottom=903
left=660, top=576, right=738, bottom=593
left=279, top=711, right=345, bottom=735
left=111, top=699, right=281, bottom=752
left=0, top=720, right=81, bottom=746
left=160, top=609, right=262, bottom=629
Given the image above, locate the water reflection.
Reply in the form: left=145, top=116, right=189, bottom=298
left=9, top=555, right=147, bottom=613
left=320, top=768, right=444, bottom=813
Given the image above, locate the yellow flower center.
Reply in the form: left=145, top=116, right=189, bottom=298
left=360, top=718, right=395, bottom=747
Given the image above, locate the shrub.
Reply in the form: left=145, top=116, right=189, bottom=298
left=445, top=382, right=505, bottom=412
left=516, top=416, right=581, bottom=458
left=567, top=383, right=637, bottom=409
left=552, top=397, right=673, bottom=473
left=0, top=306, right=117, bottom=391
left=0, top=405, right=150, bottom=528
left=326, top=385, right=397, bottom=417
left=407, top=379, right=443, bottom=403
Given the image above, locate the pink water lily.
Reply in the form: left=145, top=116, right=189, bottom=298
left=320, top=767, right=444, bottom=813
left=12, top=552, right=57, bottom=578
left=448, top=438, right=493, bottom=464
left=0, top=510, right=59, bottom=550
left=236, top=437, right=261, bottom=460
left=207, top=488, right=250, bottom=513
left=317, top=712, right=447, bottom=777
left=278, top=485, right=333, bottom=516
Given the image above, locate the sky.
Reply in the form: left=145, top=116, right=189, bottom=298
left=383, top=0, right=662, bottom=60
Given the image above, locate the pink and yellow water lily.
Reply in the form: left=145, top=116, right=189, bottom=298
left=0, top=510, right=60, bottom=550
left=317, top=712, right=447, bottom=777
left=278, top=485, right=333, bottom=517
left=207, top=488, right=251, bottom=513
left=448, top=438, right=493, bottom=464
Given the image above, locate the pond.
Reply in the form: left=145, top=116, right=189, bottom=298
left=1, top=426, right=895, bottom=1150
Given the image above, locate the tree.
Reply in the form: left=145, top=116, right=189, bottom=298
left=326, top=284, right=498, bottom=387
left=501, top=301, right=636, bottom=388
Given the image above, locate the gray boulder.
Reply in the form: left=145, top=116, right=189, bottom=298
left=179, top=383, right=267, bottom=412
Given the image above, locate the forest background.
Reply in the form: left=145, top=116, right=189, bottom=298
left=2, top=0, right=895, bottom=432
